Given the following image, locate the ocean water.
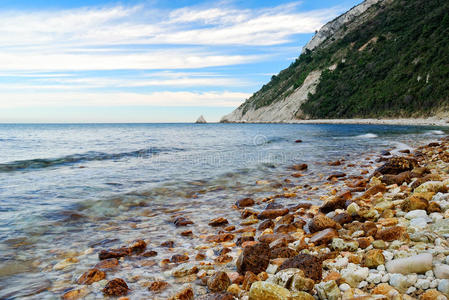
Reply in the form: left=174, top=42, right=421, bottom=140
left=0, top=123, right=446, bottom=299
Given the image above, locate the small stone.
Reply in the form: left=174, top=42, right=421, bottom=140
left=385, top=253, right=433, bottom=274
left=169, top=285, right=194, bottom=300
left=149, top=281, right=169, bottom=293
left=173, top=216, right=194, bottom=227
left=363, top=249, right=385, bottom=268
left=341, top=266, right=369, bottom=287
left=236, top=198, right=255, bottom=208
left=389, top=274, right=409, bottom=293
left=347, top=202, right=360, bottom=216
left=95, top=258, right=119, bottom=269
left=415, top=278, right=431, bottom=290
left=435, top=264, right=449, bottom=279
left=208, top=271, right=231, bottom=292
left=372, top=283, right=399, bottom=297
left=236, top=242, right=270, bottom=275
left=331, top=238, right=358, bottom=252
left=309, top=228, right=338, bottom=245
left=405, top=210, right=428, bottom=219
left=53, top=257, right=79, bottom=270
left=375, top=226, right=408, bottom=242
left=315, top=280, right=341, bottom=300
left=308, top=214, right=337, bottom=233
left=366, top=273, right=382, bottom=284
left=227, top=284, right=241, bottom=296
left=258, top=220, right=275, bottom=231
left=209, top=217, right=229, bottom=227
left=78, top=268, right=106, bottom=285
left=258, top=208, right=289, bottom=220
left=242, top=271, right=259, bottom=291
left=62, top=288, right=89, bottom=300
left=102, top=278, right=129, bottom=297
left=372, top=240, right=388, bottom=249
left=248, top=281, right=291, bottom=300
left=402, top=196, right=429, bottom=212
left=172, top=263, right=199, bottom=277
left=171, top=254, right=189, bottom=263
left=129, top=239, right=147, bottom=254
left=278, top=254, right=322, bottom=281
left=420, top=289, right=447, bottom=300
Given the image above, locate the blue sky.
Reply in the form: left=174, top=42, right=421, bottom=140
left=0, top=0, right=362, bottom=123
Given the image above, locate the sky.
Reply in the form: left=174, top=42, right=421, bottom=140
left=0, top=0, right=362, bottom=123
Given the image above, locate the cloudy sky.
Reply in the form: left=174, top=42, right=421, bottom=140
left=0, top=0, right=361, bottom=123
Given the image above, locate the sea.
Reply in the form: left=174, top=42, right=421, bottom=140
left=0, top=123, right=446, bottom=299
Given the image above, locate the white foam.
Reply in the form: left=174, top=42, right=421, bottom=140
left=356, top=133, right=378, bottom=138
left=426, top=130, right=445, bottom=135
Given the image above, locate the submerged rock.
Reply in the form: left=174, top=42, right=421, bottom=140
left=169, top=285, right=194, bottom=300
left=236, top=198, right=255, bottom=208
left=102, top=278, right=129, bottom=297
left=77, top=268, right=106, bottom=285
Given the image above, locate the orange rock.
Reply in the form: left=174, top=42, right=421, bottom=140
left=362, top=249, right=385, bottom=268
left=309, top=214, right=337, bottom=233
left=324, top=271, right=341, bottom=282
left=420, top=289, right=446, bottom=300
left=309, top=228, right=339, bottom=245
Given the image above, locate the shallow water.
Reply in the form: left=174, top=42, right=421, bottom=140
left=0, top=123, right=446, bottom=299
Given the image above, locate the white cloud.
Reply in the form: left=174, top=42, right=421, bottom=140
left=0, top=91, right=249, bottom=108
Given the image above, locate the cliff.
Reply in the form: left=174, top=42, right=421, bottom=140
left=221, top=0, right=449, bottom=122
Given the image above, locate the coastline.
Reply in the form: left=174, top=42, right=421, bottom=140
left=223, top=118, right=449, bottom=126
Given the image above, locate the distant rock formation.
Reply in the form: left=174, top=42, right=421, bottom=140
left=195, top=115, right=207, bottom=123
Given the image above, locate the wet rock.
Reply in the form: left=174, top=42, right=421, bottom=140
left=174, top=216, right=194, bottom=227
left=315, top=280, right=341, bottom=300
left=149, top=281, right=169, bottom=293
left=53, top=257, right=79, bottom=270
left=362, top=249, right=385, bottom=268
left=381, top=171, right=412, bottom=185
left=62, top=288, right=89, bottom=300
left=181, top=230, right=193, bottom=236
left=214, top=255, right=233, bottom=264
left=385, top=253, right=432, bottom=274
left=207, top=271, right=231, bottom=292
left=327, top=173, right=346, bottom=181
left=172, top=263, right=199, bottom=277
left=259, top=233, right=294, bottom=244
left=375, top=226, right=408, bottom=242
left=236, top=236, right=254, bottom=246
left=236, top=242, right=270, bottom=275
left=258, top=208, right=289, bottom=220
left=129, top=239, right=146, bottom=254
left=206, top=233, right=234, bottom=243
left=98, top=248, right=130, bottom=260
left=236, top=197, right=255, bottom=208
left=169, top=285, right=194, bottom=300
left=208, top=217, right=229, bottom=227
left=290, top=164, right=308, bottom=171
left=275, top=224, right=297, bottom=234
left=362, top=184, right=387, bottom=198
left=197, top=292, right=234, bottom=300
left=142, top=250, right=158, bottom=257
left=258, top=220, right=275, bottom=231
left=295, top=139, right=303, bottom=143
left=270, top=247, right=297, bottom=259
left=319, top=195, right=349, bottom=214
left=171, top=254, right=189, bottom=263
left=161, top=241, right=175, bottom=248
left=278, top=214, right=295, bottom=225
left=248, top=281, right=291, bottom=300
left=332, top=212, right=352, bottom=225
left=95, top=258, right=119, bottom=269
left=310, top=228, right=338, bottom=245
left=374, top=157, right=418, bottom=175
left=77, top=268, right=106, bottom=285
left=242, top=271, right=258, bottom=290
left=308, top=214, right=337, bottom=233
left=241, top=209, right=258, bottom=218
left=278, top=254, right=322, bottom=281
left=102, top=278, right=129, bottom=297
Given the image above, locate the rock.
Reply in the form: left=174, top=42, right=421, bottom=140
left=439, top=279, right=449, bottom=296
left=405, top=209, right=428, bottom=219
left=346, top=202, right=360, bottom=216
left=129, top=239, right=147, bottom=254
left=381, top=171, right=412, bottom=185
left=332, top=212, right=352, bottom=225
left=372, top=283, right=400, bottom=297
left=208, top=217, right=229, bottom=227
left=242, top=271, right=258, bottom=291
left=149, top=281, right=169, bottom=293
left=415, top=181, right=448, bottom=193
left=420, top=289, right=447, bottom=300
left=308, top=214, right=337, bottom=233
left=434, top=264, right=449, bottom=279
left=174, top=216, right=194, bottom=227
left=295, top=139, right=303, bottom=143
left=236, top=242, right=270, bottom=275
left=389, top=274, right=409, bottom=293
left=95, top=258, right=119, bottom=269
left=331, top=238, right=358, bottom=252
left=375, top=226, right=408, bottom=242
left=340, top=265, right=369, bottom=287
left=259, top=233, right=294, bottom=244
left=327, top=173, right=346, bottom=181
left=172, top=263, right=199, bottom=277
left=291, top=291, right=315, bottom=300
left=372, top=240, right=388, bottom=249
left=315, top=280, right=341, bottom=300
left=362, top=249, right=385, bottom=268
left=197, top=292, right=234, bottom=300
left=290, top=164, right=308, bottom=171
left=357, top=236, right=374, bottom=249
left=432, top=219, right=449, bottom=236
left=195, top=115, right=207, bottom=123
left=258, top=219, right=275, bottom=231
left=236, top=198, right=255, bottom=208
left=142, top=250, right=158, bottom=257
left=428, top=202, right=442, bottom=213
left=206, top=233, right=234, bottom=243
left=310, top=228, right=338, bottom=245
left=62, top=288, right=89, bottom=300
left=53, top=257, right=79, bottom=270
left=171, top=254, right=189, bottom=263
left=385, top=253, right=433, bottom=274
left=270, top=247, right=298, bottom=259
left=402, top=195, right=429, bottom=211
left=320, top=193, right=351, bottom=213
left=227, top=284, right=241, bottom=296
left=374, top=157, right=418, bottom=175
left=169, top=285, right=194, bottom=300
left=258, top=208, right=289, bottom=220
left=278, top=254, right=322, bottom=281
left=208, top=271, right=231, bottom=292
left=161, top=240, right=175, bottom=247
left=248, top=281, right=291, bottom=300
left=102, top=278, right=129, bottom=297
left=268, top=268, right=314, bottom=292
left=77, top=268, right=106, bottom=285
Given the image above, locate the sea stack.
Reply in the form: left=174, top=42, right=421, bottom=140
left=195, top=115, right=207, bottom=124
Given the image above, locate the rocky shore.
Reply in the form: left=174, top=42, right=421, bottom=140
left=61, top=136, right=449, bottom=300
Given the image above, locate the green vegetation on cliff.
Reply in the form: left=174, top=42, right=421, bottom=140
left=241, top=0, right=449, bottom=119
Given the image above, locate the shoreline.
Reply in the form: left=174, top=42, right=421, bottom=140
left=222, top=118, right=449, bottom=126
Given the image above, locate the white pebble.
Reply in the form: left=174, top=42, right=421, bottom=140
left=382, top=274, right=390, bottom=283
left=430, top=279, right=439, bottom=288
left=390, top=274, right=409, bottom=290
left=377, top=265, right=386, bottom=272
left=405, top=210, right=428, bottom=219
left=426, top=270, right=435, bottom=278
left=407, top=274, right=418, bottom=286
left=339, top=283, right=351, bottom=292
left=406, top=286, right=417, bottom=294
left=367, top=273, right=382, bottom=284
left=415, top=278, right=431, bottom=290
left=439, top=279, right=449, bottom=294
left=383, top=251, right=394, bottom=261
left=358, top=281, right=368, bottom=289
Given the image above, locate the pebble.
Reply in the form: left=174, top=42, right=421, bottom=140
left=439, top=279, right=449, bottom=295
left=416, top=278, right=431, bottom=289
left=405, top=210, right=428, bottom=219
left=385, top=253, right=433, bottom=274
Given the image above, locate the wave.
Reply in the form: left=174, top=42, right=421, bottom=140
left=425, top=130, right=445, bottom=135
left=0, top=147, right=183, bottom=173
left=355, top=133, right=378, bottom=138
